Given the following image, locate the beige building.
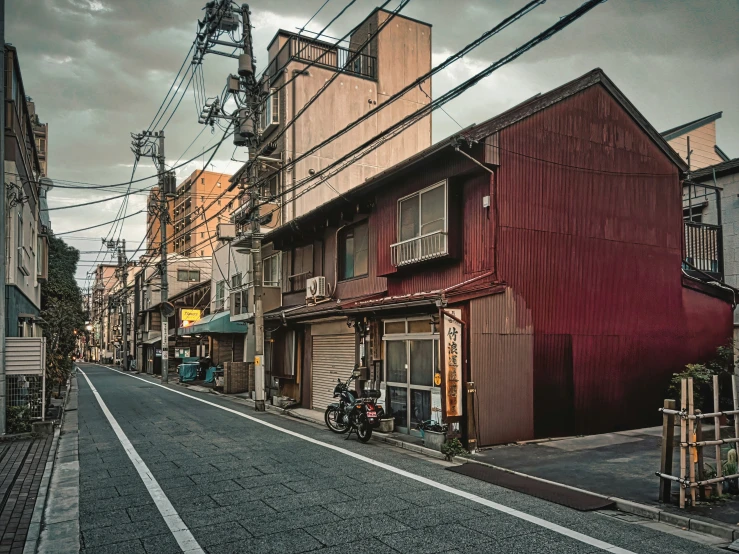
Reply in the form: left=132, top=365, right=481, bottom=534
left=172, top=170, right=237, bottom=257
left=662, top=111, right=731, bottom=171
left=235, top=8, right=432, bottom=226
left=144, top=185, right=174, bottom=258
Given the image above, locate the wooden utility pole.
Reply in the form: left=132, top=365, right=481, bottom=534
left=119, top=240, right=128, bottom=370
left=157, top=131, right=170, bottom=383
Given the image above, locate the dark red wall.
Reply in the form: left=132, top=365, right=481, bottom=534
left=496, top=85, right=732, bottom=435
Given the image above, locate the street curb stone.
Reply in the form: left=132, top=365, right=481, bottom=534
left=22, top=376, right=72, bottom=554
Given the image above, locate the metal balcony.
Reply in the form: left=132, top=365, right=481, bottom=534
left=390, top=231, right=448, bottom=267
left=684, top=221, right=723, bottom=281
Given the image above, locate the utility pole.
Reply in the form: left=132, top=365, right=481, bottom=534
left=118, top=239, right=128, bottom=370
left=0, top=0, right=7, bottom=435
left=157, top=131, right=170, bottom=383
left=132, top=129, right=173, bottom=381
left=193, top=1, right=265, bottom=409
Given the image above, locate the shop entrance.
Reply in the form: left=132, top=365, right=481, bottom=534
left=383, top=318, right=439, bottom=436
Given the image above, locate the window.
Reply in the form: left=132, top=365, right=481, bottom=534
left=399, top=181, right=446, bottom=241
left=201, top=196, right=205, bottom=203
left=231, top=273, right=242, bottom=289
left=262, top=172, right=279, bottom=199
left=393, top=181, right=449, bottom=266
left=201, top=232, right=204, bottom=239
left=260, top=88, right=280, bottom=132
left=177, top=270, right=200, bottom=282
left=215, top=280, right=226, bottom=310
left=289, top=244, right=313, bottom=291
left=339, top=222, right=368, bottom=280
left=217, top=182, right=221, bottom=188
left=263, top=254, right=281, bottom=287
left=217, top=199, right=221, bottom=206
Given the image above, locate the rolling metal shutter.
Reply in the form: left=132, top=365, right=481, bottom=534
left=311, top=335, right=355, bottom=410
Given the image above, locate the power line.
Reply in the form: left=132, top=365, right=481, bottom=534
left=240, top=0, right=545, bottom=195
left=55, top=211, right=146, bottom=236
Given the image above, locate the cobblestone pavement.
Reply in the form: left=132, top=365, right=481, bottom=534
left=0, top=435, right=52, bottom=554
left=74, top=363, right=723, bottom=554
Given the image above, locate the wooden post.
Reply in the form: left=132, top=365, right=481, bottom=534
left=713, top=374, right=723, bottom=497
left=688, top=377, right=696, bottom=506
left=659, top=399, right=676, bottom=503
left=680, top=378, right=687, bottom=508
left=466, top=382, right=477, bottom=453
left=696, top=410, right=705, bottom=501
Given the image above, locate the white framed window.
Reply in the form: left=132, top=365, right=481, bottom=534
left=398, top=180, right=447, bottom=241
left=260, top=88, right=280, bottom=133
left=215, top=280, right=226, bottom=310
left=263, top=253, right=281, bottom=287
left=177, top=270, right=200, bottom=282
left=392, top=180, right=449, bottom=267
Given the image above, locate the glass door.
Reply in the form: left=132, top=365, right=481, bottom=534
left=384, top=318, right=439, bottom=436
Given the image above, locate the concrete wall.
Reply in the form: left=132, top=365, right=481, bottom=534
left=262, top=11, right=432, bottom=224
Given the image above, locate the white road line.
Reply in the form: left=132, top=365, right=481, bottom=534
left=77, top=368, right=205, bottom=554
left=96, top=364, right=637, bottom=554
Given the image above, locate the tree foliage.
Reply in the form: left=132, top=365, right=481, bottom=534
left=41, top=236, right=85, bottom=391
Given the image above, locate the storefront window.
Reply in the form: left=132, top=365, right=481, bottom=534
left=410, top=390, right=431, bottom=427
left=386, top=341, right=406, bottom=383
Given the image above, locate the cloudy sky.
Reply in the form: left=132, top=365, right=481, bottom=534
left=7, top=0, right=739, bottom=288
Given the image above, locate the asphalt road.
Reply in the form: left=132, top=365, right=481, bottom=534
left=74, top=363, right=720, bottom=554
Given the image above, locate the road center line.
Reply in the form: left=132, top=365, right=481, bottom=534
left=95, top=364, right=636, bottom=554
left=77, top=368, right=205, bottom=554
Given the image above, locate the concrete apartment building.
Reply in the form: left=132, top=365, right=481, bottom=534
left=145, top=170, right=237, bottom=258
left=89, top=264, right=118, bottom=361
left=233, top=8, right=432, bottom=227
left=172, top=169, right=238, bottom=257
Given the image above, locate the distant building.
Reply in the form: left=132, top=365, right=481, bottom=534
left=27, top=98, right=49, bottom=177
left=172, top=170, right=237, bottom=257
left=145, top=170, right=237, bottom=259
left=662, top=111, right=731, bottom=171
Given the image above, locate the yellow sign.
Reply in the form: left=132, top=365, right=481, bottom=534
left=181, top=309, right=201, bottom=322
left=434, top=372, right=442, bottom=386
left=254, top=356, right=262, bottom=366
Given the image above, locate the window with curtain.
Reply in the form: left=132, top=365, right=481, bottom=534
left=339, top=222, right=369, bottom=280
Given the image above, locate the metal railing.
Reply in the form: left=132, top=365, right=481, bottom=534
left=265, top=35, right=377, bottom=81
left=391, top=231, right=448, bottom=267
left=684, top=221, right=723, bottom=278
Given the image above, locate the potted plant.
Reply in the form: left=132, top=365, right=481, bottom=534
left=377, top=416, right=394, bottom=433
left=418, top=420, right=447, bottom=452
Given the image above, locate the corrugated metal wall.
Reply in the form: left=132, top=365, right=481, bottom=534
left=495, top=84, right=732, bottom=436
left=470, top=290, right=534, bottom=445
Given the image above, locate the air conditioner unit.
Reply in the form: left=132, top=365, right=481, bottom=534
left=217, top=223, right=236, bottom=241
left=306, top=276, right=327, bottom=302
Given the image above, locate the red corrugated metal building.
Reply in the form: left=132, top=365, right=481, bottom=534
left=265, top=69, right=733, bottom=446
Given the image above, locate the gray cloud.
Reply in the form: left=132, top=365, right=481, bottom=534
left=7, top=0, right=739, bottom=284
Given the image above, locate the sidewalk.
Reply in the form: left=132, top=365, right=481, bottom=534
left=473, top=426, right=739, bottom=531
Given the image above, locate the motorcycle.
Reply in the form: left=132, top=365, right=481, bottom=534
left=324, top=368, right=384, bottom=443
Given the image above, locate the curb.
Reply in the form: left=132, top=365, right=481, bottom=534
left=456, top=456, right=739, bottom=543
left=156, top=379, right=739, bottom=543
left=22, top=376, right=72, bottom=553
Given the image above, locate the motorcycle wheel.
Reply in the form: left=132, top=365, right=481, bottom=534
left=324, top=407, right=349, bottom=434
left=357, top=421, right=373, bottom=443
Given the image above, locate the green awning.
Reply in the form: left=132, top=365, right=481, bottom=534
left=179, top=311, right=247, bottom=336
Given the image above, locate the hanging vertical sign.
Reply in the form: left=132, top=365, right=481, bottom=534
left=440, top=308, right=464, bottom=421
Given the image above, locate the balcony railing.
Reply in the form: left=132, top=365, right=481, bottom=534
left=266, top=35, right=377, bottom=82
left=684, top=221, right=723, bottom=280
left=391, top=231, right=448, bottom=267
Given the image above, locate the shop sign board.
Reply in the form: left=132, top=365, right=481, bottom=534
left=181, top=309, right=201, bottom=325
left=155, top=349, right=162, bottom=357
left=440, top=308, right=464, bottom=421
